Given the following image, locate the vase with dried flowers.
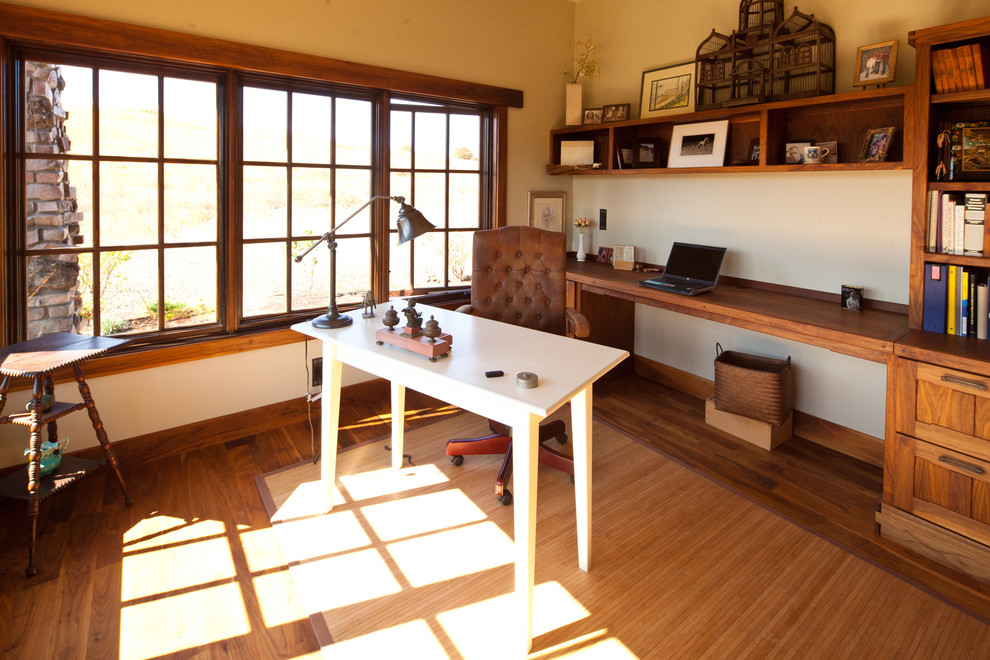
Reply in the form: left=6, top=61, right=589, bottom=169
left=574, top=217, right=591, bottom=261
left=563, top=40, right=600, bottom=126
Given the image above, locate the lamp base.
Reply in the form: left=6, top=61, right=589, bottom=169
left=311, top=312, right=353, bottom=328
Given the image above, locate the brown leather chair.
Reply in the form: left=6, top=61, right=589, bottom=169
left=446, top=225, right=590, bottom=505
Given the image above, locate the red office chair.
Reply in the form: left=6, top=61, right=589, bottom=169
left=446, top=226, right=590, bottom=505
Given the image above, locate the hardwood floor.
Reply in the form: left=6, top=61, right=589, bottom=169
left=1, top=373, right=988, bottom=658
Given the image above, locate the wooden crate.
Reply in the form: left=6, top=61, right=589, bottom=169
left=705, top=396, right=792, bottom=451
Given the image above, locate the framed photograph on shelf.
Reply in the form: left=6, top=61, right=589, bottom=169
left=640, top=61, right=694, bottom=119
left=635, top=139, right=661, bottom=168
left=583, top=107, right=603, bottom=125
left=859, top=127, right=896, bottom=162
left=597, top=247, right=614, bottom=264
left=785, top=141, right=812, bottom=164
left=602, top=103, right=630, bottom=122
left=528, top=191, right=566, bottom=232
left=853, top=40, right=898, bottom=87
left=953, top=124, right=990, bottom=180
left=748, top=138, right=760, bottom=165
left=667, top=120, right=729, bottom=168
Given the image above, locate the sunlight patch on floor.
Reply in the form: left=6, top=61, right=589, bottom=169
left=252, top=570, right=307, bottom=628
left=340, top=463, right=449, bottom=502
left=361, top=488, right=486, bottom=541
left=289, top=547, right=402, bottom=612
left=386, top=520, right=513, bottom=587
left=322, top=619, right=449, bottom=660
left=239, top=527, right=289, bottom=572
left=121, top=518, right=236, bottom=600
left=119, top=581, right=250, bottom=659
left=272, top=509, right=371, bottom=562
left=271, top=478, right=348, bottom=522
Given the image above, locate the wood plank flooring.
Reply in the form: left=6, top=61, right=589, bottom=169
left=0, top=372, right=988, bottom=658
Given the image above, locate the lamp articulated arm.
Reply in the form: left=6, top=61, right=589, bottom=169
left=293, top=195, right=403, bottom=264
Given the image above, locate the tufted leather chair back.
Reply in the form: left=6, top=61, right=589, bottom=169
left=467, top=226, right=567, bottom=335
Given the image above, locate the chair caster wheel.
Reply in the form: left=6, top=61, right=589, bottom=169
left=498, top=490, right=512, bottom=506
left=450, top=455, right=464, bottom=466
left=557, top=434, right=568, bottom=445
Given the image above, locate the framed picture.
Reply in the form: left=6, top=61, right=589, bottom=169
left=954, top=125, right=990, bottom=180
left=785, top=141, right=812, bottom=164
left=602, top=103, right=630, bottom=122
left=597, top=247, right=614, bottom=264
left=528, top=191, right=566, bottom=232
left=854, top=40, right=898, bottom=87
left=859, top=127, right=896, bottom=162
left=748, top=138, right=760, bottom=165
left=583, top=107, right=603, bottom=125
left=667, top=119, right=729, bottom=168
left=635, top=139, right=661, bottom=168
left=841, top=285, right=863, bottom=311
left=640, top=61, right=695, bottom=119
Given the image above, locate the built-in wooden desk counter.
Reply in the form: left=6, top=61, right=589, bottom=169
left=566, top=259, right=910, bottom=364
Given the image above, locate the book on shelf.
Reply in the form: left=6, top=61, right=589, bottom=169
left=925, top=191, right=989, bottom=255
left=924, top=263, right=990, bottom=338
left=932, top=42, right=990, bottom=92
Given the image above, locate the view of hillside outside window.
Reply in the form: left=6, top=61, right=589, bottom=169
left=241, top=85, right=373, bottom=317
left=389, top=99, right=484, bottom=292
left=21, top=58, right=220, bottom=339
left=13, top=50, right=494, bottom=343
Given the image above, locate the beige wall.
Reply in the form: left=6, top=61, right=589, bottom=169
left=564, top=0, right=988, bottom=440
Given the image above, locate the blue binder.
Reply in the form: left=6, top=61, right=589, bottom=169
left=923, top=263, right=948, bottom=334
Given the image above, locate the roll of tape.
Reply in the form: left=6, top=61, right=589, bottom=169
left=516, top=371, right=539, bottom=389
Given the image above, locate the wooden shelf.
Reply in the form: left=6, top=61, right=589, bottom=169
left=549, top=87, right=908, bottom=175
left=0, top=456, right=105, bottom=502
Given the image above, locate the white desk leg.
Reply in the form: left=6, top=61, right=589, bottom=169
left=571, top=385, right=592, bottom=571
left=390, top=381, right=405, bottom=470
left=320, top=343, right=343, bottom=513
left=512, top=411, right=540, bottom=655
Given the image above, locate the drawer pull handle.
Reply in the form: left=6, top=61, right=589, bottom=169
left=938, top=455, right=985, bottom=475
left=940, top=374, right=987, bottom=391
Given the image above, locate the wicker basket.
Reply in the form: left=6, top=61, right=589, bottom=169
left=713, top=343, right=793, bottom=426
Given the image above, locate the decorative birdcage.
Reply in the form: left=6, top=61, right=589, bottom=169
left=695, top=0, right=834, bottom=109
left=770, top=7, right=835, bottom=100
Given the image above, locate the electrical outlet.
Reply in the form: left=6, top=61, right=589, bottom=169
left=599, top=208, right=607, bottom=231
left=312, top=357, right=323, bottom=387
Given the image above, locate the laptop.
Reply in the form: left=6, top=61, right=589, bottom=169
left=637, top=242, right=727, bottom=296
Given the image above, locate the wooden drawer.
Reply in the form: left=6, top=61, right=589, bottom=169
left=903, top=434, right=990, bottom=547
left=894, top=359, right=990, bottom=463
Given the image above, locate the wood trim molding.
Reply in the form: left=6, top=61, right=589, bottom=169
left=0, top=2, right=523, bottom=108
left=634, top=354, right=884, bottom=466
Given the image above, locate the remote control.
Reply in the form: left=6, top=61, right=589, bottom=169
left=485, top=370, right=504, bottom=378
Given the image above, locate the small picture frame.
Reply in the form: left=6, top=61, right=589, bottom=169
left=859, top=127, right=895, bottom=162
left=602, top=103, right=630, bottom=122
left=583, top=108, right=603, bottom=125
left=853, top=40, right=898, bottom=87
left=635, top=139, right=660, bottom=168
left=597, top=247, right=614, bottom=264
left=841, top=285, right=863, bottom=311
left=640, top=61, right=695, bottom=119
left=957, top=125, right=990, bottom=179
left=668, top=120, right=729, bottom=168
left=528, top=191, right=566, bottom=232
left=785, top=141, right=812, bottom=164
left=748, top=138, right=761, bottom=165
left=816, top=140, right=838, bottom=164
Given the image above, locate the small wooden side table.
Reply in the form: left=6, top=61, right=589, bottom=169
left=0, top=332, right=133, bottom=576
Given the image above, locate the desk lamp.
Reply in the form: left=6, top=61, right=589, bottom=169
left=294, top=195, right=433, bottom=328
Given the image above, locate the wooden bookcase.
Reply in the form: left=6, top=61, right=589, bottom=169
left=878, top=16, right=990, bottom=584
left=547, top=86, right=908, bottom=175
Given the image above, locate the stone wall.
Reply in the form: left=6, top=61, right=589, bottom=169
left=24, top=61, right=84, bottom=337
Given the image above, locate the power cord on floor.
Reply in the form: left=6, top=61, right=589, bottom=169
left=383, top=445, right=416, bottom=467
left=304, top=338, right=318, bottom=465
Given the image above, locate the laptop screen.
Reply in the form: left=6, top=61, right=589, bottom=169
left=663, top=242, right=726, bottom=284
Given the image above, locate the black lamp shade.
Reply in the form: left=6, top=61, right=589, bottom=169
left=396, top=203, right=435, bottom=245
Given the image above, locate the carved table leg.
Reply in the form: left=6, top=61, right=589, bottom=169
left=44, top=374, right=58, bottom=444
left=73, top=364, right=133, bottom=506
left=25, top=376, right=44, bottom=577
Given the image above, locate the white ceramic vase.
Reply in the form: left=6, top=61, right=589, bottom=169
left=577, top=229, right=586, bottom=261
left=565, top=83, right=583, bottom=126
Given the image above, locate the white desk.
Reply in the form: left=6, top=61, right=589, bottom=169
left=292, top=301, right=628, bottom=654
